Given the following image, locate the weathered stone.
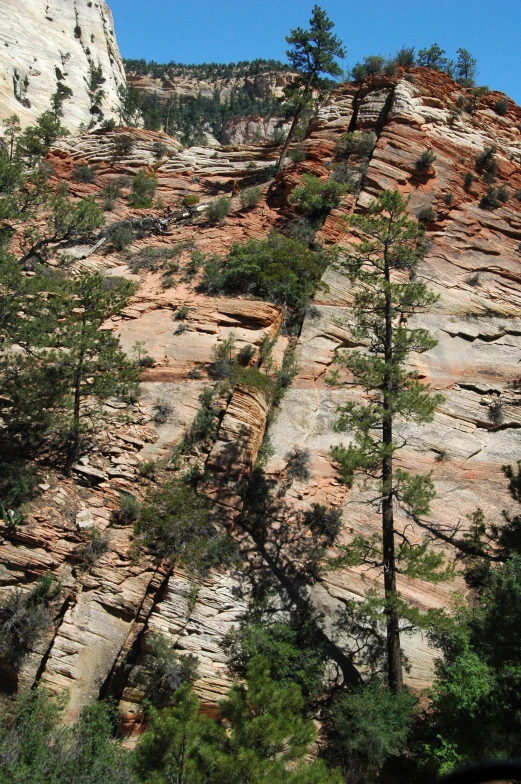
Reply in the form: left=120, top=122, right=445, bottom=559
left=76, top=509, right=94, bottom=530
left=72, top=465, right=108, bottom=485
left=0, top=0, right=125, bottom=131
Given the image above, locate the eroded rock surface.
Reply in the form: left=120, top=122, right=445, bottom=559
left=2, top=67, right=521, bottom=719
left=0, top=0, right=125, bottom=130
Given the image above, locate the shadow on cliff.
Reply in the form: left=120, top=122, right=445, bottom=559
left=231, top=465, right=363, bottom=688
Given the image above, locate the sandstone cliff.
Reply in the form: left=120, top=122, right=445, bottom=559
left=2, top=66, right=521, bottom=725
left=0, top=0, right=125, bottom=130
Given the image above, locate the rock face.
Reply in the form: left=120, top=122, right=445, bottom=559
left=221, top=116, right=290, bottom=146
left=127, top=69, right=293, bottom=105
left=0, top=0, right=125, bottom=130
left=2, top=65, right=521, bottom=724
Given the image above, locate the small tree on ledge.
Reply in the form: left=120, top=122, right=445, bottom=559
left=277, top=5, right=346, bottom=172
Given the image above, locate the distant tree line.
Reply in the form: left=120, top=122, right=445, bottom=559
left=136, top=87, right=283, bottom=145
left=123, top=57, right=292, bottom=82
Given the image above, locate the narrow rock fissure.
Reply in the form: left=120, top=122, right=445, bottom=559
left=100, top=565, right=175, bottom=702
left=32, top=592, right=75, bottom=688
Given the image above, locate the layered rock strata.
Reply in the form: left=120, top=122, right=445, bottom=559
left=1, top=67, right=521, bottom=719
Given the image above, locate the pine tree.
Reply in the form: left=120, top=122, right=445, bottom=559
left=60, top=271, right=138, bottom=473
left=0, top=269, right=137, bottom=473
left=417, top=43, right=449, bottom=71
left=2, top=114, right=21, bottom=161
left=454, top=48, right=477, bottom=86
left=134, top=658, right=343, bottom=784
left=330, top=190, right=445, bottom=692
left=277, top=6, right=345, bottom=171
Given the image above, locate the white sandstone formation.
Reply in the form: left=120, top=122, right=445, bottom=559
left=0, top=0, right=125, bottom=131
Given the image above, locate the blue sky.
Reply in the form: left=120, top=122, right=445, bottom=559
left=109, top=0, right=521, bottom=104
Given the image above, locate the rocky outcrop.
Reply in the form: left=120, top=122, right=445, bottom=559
left=221, top=116, right=290, bottom=146
left=126, top=69, right=294, bottom=104
left=265, top=67, right=521, bottom=688
left=0, top=0, right=125, bottom=130
left=2, top=66, right=521, bottom=719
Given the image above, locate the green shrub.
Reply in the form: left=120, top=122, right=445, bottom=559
left=286, top=446, right=311, bottom=480
left=101, top=180, right=121, bottom=210
left=231, top=366, right=274, bottom=398
left=480, top=188, right=501, bottom=210
left=183, top=249, right=205, bottom=279
left=404, top=73, right=415, bottom=83
left=128, top=170, right=158, bottom=208
left=384, top=59, right=399, bottom=76
left=175, top=304, right=190, bottom=321
left=273, top=351, right=299, bottom=405
left=443, top=192, right=453, bottom=206
left=107, top=221, right=135, bottom=250
left=71, top=164, right=97, bottom=183
left=100, top=117, right=116, bottom=131
left=416, top=148, right=437, bottom=171
left=135, top=479, right=214, bottom=564
left=0, top=572, right=60, bottom=662
left=337, top=131, right=376, bottom=159
left=496, top=184, right=509, bottom=202
left=463, top=171, right=475, bottom=190
left=205, top=195, right=231, bottom=224
left=475, top=146, right=498, bottom=182
left=153, top=398, right=172, bottom=425
left=221, top=232, right=330, bottom=314
left=182, top=194, right=200, bottom=207
left=290, top=174, right=348, bottom=223
left=237, top=343, right=256, bottom=366
left=0, top=458, right=39, bottom=509
left=289, top=144, right=306, bottom=163
left=396, top=46, right=416, bottom=67
left=181, top=387, right=218, bottom=449
left=79, top=526, right=109, bottom=568
left=0, top=690, right=133, bottom=781
left=351, top=55, right=386, bottom=81
left=255, top=162, right=278, bottom=183
left=139, top=460, right=157, bottom=479
left=208, top=334, right=236, bottom=380
left=286, top=216, right=317, bottom=245
left=139, top=632, right=199, bottom=705
left=152, top=141, right=168, bottom=159
left=129, top=243, right=185, bottom=273
left=418, top=205, right=436, bottom=223
left=223, top=611, right=327, bottom=699
left=113, top=134, right=133, bottom=157
left=495, top=98, right=509, bottom=116
left=113, top=493, right=140, bottom=524
left=466, top=273, right=481, bottom=287
left=239, top=185, right=263, bottom=209
left=198, top=254, right=223, bottom=294
left=202, top=534, right=241, bottom=570
left=326, top=680, right=417, bottom=783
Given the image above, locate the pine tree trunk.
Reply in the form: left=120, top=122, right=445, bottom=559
left=382, top=244, right=403, bottom=694
left=277, top=105, right=302, bottom=173
left=64, top=343, right=85, bottom=476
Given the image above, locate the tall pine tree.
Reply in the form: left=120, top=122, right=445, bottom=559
left=331, top=190, right=445, bottom=692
